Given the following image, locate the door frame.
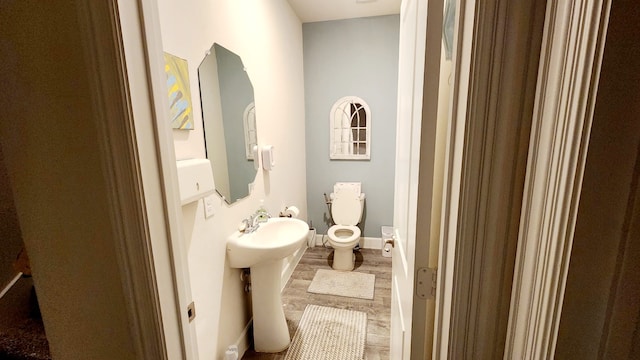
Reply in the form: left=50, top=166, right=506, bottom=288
left=118, top=0, right=200, bottom=357
left=504, top=0, right=612, bottom=358
left=75, top=0, right=612, bottom=359
left=434, top=0, right=548, bottom=357
left=434, top=0, right=612, bottom=359
left=433, top=0, right=545, bottom=356
left=74, top=0, right=198, bottom=358
left=408, top=0, right=445, bottom=357
left=391, top=0, right=444, bottom=358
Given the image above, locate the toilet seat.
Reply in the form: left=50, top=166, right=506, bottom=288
left=328, top=225, right=361, bottom=247
left=327, top=182, right=365, bottom=271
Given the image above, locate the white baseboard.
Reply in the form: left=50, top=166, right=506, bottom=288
left=360, top=236, right=382, bottom=249
left=314, top=233, right=329, bottom=247
left=0, top=272, right=22, bottom=300
left=234, top=319, right=252, bottom=359
left=313, top=234, right=382, bottom=250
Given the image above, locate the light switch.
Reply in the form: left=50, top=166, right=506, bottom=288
left=204, top=195, right=215, bottom=218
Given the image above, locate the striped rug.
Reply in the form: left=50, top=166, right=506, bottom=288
left=285, top=304, right=367, bottom=360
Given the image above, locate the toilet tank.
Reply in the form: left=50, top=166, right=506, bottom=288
left=334, top=182, right=361, bottom=194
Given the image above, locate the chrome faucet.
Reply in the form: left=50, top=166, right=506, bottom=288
left=240, top=214, right=258, bottom=234
left=240, top=207, right=272, bottom=234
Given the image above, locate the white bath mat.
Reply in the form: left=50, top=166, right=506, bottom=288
left=307, top=269, right=375, bottom=300
left=285, top=304, right=367, bottom=360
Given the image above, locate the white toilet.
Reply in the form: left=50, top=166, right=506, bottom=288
left=327, top=182, right=365, bottom=271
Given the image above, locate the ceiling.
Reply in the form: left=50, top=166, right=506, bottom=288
left=287, top=0, right=402, bottom=23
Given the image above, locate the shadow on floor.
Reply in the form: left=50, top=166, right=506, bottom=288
left=325, top=248, right=365, bottom=270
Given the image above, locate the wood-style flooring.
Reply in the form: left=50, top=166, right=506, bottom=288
left=242, top=246, right=392, bottom=360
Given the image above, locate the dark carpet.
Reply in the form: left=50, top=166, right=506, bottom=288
left=0, top=277, right=50, bottom=360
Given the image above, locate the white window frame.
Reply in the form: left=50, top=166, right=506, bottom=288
left=329, top=96, right=371, bottom=160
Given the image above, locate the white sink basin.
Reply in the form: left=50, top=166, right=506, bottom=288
left=225, top=217, right=309, bottom=353
left=226, top=217, right=309, bottom=268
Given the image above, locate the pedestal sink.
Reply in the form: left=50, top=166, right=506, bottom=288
left=226, top=217, right=309, bottom=353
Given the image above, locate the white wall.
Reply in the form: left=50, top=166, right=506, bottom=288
left=156, top=1, right=307, bottom=358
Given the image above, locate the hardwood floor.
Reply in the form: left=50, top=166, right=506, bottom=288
left=242, top=246, right=392, bottom=360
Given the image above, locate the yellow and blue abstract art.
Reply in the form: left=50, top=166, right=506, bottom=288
left=164, top=52, right=194, bottom=130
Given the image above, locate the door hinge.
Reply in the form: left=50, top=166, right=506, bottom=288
left=416, top=267, right=437, bottom=300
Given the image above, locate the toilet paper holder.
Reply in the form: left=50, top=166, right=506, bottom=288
left=382, top=236, right=395, bottom=258
left=279, top=205, right=300, bottom=218
left=381, top=226, right=395, bottom=258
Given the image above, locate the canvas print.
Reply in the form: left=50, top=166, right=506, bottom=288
left=164, top=52, right=194, bottom=130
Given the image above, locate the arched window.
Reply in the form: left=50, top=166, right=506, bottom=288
left=329, top=96, right=371, bottom=160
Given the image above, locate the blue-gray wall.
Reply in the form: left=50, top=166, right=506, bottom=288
left=304, top=15, right=399, bottom=237
left=215, top=44, right=257, bottom=202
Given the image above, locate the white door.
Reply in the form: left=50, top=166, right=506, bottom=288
left=390, top=0, right=429, bottom=358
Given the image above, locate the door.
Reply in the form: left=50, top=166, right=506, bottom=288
left=390, top=0, right=429, bottom=358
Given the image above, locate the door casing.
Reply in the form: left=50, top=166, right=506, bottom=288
left=67, top=0, right=613, bottom=359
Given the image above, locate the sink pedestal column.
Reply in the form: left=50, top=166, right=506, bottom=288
left=250, top=260, right=290, bottom=352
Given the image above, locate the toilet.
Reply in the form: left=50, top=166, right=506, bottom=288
left=327, top=182, right=365, bottom=271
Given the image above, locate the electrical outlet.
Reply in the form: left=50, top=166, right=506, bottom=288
left=204, top=195, right=215, bottom=218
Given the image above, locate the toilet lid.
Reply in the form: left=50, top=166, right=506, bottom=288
left=331, top=195, right=361, bottom=225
